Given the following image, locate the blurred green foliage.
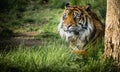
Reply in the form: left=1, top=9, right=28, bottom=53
left=0, top=0, right=106, bottom=37
left=0, top=37, right=115, bottom=72
left=0, top=0, right=106, bottom=21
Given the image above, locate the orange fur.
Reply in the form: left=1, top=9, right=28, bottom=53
left=72, top=50, right=88, bottom=57
left=58, top=5, right=104, bottom=55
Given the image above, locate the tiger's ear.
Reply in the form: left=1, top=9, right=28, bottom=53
left=65, top=2, right=70, bottom=8
left=86, top=4, right=91, bottom=12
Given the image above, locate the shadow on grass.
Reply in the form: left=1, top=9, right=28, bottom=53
left=0, top=64, right=77, bottom=72
left=34, top=31, right=60, bottom=40
left=0, top=31, right=60, bottom=52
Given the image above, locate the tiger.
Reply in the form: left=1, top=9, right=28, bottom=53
left=58, top=3, right=105, bottom=56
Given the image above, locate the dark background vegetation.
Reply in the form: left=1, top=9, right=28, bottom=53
left=1, top=0, right=117, bottom=72
left=0, top=0, right=106, bottom=37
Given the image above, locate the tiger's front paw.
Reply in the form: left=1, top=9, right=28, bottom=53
left=72, top=50, right=88, bottom=57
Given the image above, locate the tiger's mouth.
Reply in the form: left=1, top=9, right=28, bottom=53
left=62, top=25, right=83, bottom=42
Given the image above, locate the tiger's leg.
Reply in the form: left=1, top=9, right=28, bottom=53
left=72, top=49, right=88, bottom=57
left=69, top=40, right=88, bottom=57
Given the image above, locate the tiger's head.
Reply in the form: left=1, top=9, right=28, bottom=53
left=62, top=3, right=92, bottom=29
left=58, top=3, right=104, bottom=51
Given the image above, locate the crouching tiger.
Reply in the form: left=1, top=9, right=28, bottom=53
left=58, top=3, right=105, bottom=56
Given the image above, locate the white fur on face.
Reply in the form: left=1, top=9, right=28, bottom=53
left=58, top=19, right=66, bottom=38
left=58, top=19, right=75, bottom=42
left=58, top=15, right=94, bottom=50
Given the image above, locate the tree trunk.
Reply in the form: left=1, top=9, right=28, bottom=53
left=104, top=0, right=120, bottom=66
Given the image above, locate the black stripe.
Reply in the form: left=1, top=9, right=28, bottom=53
left=82, top=17, right=88, bottom=29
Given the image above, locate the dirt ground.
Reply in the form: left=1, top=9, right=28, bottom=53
left=0, top=31, right=43, bottom=50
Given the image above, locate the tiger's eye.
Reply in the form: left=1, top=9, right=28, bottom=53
left=74, top=12, right=79, bottom=17
left=63, top=14, right=67, bottom=19
left=63, top=10, right=69, bottom=19
left=74, top=12, right=80, bottom=21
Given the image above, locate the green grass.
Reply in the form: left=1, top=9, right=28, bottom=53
left=0, top=39, right=114, bottom=72
left=6, top=7, right=63, bottom=33
left=0, top=40, right=72, bottom=72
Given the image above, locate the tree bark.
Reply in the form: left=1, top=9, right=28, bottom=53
left=104, top=0, right=120, bottom=66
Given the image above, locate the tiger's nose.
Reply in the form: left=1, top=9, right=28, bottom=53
left=74, top=30, right=79, bottom=35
